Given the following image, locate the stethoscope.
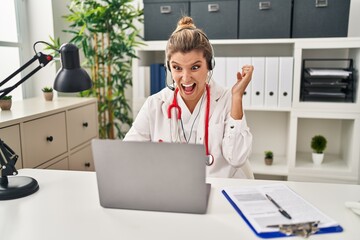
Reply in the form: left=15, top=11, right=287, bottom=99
left=167, top=84, right=214, bottom=166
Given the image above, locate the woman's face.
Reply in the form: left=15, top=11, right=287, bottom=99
left=169, top=50, right=209, bottom=111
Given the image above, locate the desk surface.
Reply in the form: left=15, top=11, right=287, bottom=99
left=1, top=169, right=359, bottom=240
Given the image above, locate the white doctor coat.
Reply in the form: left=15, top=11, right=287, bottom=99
left=124, top=80, right=253, bottom=178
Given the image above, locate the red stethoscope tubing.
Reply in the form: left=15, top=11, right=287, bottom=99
left=167, top=85, right=214, bottom=166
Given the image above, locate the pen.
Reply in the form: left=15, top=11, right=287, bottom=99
left=265, top=194, right=292, bottom=220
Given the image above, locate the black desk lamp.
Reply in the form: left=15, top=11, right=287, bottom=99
left=0, top=41, right=92, bottom=200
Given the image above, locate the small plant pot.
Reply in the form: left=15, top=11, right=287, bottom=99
left=265, top=157, right=273, bottom=166
left=43, top=92, right=54, bottom=101
left=312, top=153, right=324, bottom=165
left=0, top=99, right=12, bottom=110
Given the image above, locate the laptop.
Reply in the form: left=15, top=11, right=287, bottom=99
left=91, top=139, right=210, bottom=214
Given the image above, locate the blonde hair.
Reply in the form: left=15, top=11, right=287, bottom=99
left=166, top=16, right=213, bottom=70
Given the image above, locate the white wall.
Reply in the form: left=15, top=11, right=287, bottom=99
left=23, top=0, right=56, bottom=98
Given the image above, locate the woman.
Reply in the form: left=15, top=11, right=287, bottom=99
left=124, top=16, right=254, bottom=178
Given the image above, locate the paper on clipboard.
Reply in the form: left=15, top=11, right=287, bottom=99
left=222, top=184, right=341, bottom=236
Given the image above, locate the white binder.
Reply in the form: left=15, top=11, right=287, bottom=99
left=225, top=57, right=239, bottom=89
left=137, top=66, right=147, bottom=98
left=278, top=57, right=293, bottom=108
left=238, top=57, right=252, bottom=107
left=251, top=57, right=265, bottom=107
left=264, top=57, right=279, bottom=107
left=212, top=57, right=226, bottom=88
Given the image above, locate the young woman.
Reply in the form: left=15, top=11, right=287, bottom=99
left=124, top=16, right=254, bottom=178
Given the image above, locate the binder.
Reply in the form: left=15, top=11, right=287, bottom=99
left=138, top=66, right=150, bottom=98
left=278, top=57, right=293, bottom=108
left=212, top=57, right=226, bottom=88
left=225, top=57, right=239, bottom=89
left=150, top=63, right=166, bottom=95
left=238, top=57, right=252, bottom=107
left=222, top=184, right=343, bottom=238
left=264, top=57, right=279, bottom=107
left=251, top=57, right=265, bottom=106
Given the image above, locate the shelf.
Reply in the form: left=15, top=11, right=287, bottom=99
left=132, top=37, right=360, bottom=183
left=295, top=152, right=350, bottom=171
left=290, top=152, right=357, bottom=183
left=249, top=154, right=288, bottom=176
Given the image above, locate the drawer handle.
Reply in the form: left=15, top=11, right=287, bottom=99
left=315, top=0, right=328, bottom=8
left=256, top=91, right=260, bottom=96
left=283, top=92, right=288, bottom=97
left=83, top=122, right=89, bottom=127
left=46, top=136, right=54, bottom=142
left=269, top=91, right=274, bottom=96
left=84, top=162, right=91, bottom=168
left=259, top=1, right=271, bottom=10
left=208, top=4, right=219, bottom=12
left=160, top=5, right=171, bottom=14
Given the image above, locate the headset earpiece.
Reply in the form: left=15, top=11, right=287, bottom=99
left=167, top=61, right=171, bottom=72
left=164, top=62, right=175, bottom=91
left=208, top=56, right=215, bottom=71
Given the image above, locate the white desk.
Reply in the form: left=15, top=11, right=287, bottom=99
left=1, top=169, right=359, bottom=240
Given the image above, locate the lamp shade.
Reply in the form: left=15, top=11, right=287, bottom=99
left=53, top=43, right=92, bottom=92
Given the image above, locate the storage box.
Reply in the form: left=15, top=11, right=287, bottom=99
left=144, top=0, right=190, bottom=40
left=190, top=0, right=238, bottom=39
left=292, top=0, right=351, bottom=38
left=239, top=0, right=292, bottom=39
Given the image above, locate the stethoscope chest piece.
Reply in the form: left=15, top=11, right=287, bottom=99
left=206, top=154, right=214, bottom=166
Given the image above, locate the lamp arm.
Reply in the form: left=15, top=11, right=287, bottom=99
left=0, top=52, right=53, bottom=99
left=0, top=139, right=19, bottom=186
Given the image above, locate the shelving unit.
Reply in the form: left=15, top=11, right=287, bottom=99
left=131, top=37, right=360, bottom=184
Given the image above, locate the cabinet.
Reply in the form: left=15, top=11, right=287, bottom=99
left=0, top=97, right=98, bottom=172
left=132, top=37, right=360, bottom=184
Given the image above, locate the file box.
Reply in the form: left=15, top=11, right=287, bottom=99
left=292, top=0, right=351, bottom=38
left=190, top=0, right=238, bottom=39
left=143, top=0, right=190, bottom=40
left=238, top=0, right=292, bottom=39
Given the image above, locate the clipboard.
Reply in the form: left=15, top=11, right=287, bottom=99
left=222, top=184, right=343, bottom=238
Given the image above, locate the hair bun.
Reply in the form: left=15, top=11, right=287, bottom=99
left=175, top=16, right=196, bottom=32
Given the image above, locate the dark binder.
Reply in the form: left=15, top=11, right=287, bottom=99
left=150, top=63, right=166, bottom=95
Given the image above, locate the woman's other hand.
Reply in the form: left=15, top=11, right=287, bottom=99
left=230, top=65, right=254, bottom=120
left=231, top=65, right=254, bottom=98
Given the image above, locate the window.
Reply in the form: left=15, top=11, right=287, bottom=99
left=0, top=0, right=23, bottom=100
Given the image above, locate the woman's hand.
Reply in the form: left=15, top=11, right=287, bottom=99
left=231, top=65, right=254, bottom=97
left=230, top=65, right=254, bottom=120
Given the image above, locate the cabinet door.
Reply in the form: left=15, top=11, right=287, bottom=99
left=69, top=144, right=94, bottom=171
left=67, top=103, right=97, bottom=150
left=23, top=112, right=67, bottom=168
left=0, top=125, right=22, bottom=170
left=45, top=158, right=69, bottom=170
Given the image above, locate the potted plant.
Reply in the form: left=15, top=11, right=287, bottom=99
left=311, top=135, right=327, bottom=165
left=264, top=151, right=273, bottom=166
left=42, top=87, right=54, bottom=101
left=63, top=0, right=144, bottom=139
left=0, top=95, right=12, bottom=110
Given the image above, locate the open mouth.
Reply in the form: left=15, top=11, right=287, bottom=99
left=181, top=83, right=196, bottom=94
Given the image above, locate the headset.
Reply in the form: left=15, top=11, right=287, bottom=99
left=165, top=28, right=215, bottom=91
